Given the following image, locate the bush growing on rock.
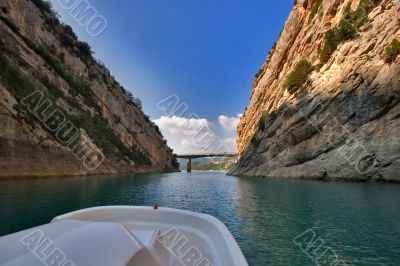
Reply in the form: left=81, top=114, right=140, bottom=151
left=319, top=16, right=357, bottom=64
left=126, top=91, right=143, bottom=110
left=131, top=98, right=143, bottom=110
left=319, top=29, right=340, bottom=64
left=258, top=111, right=270, bottom=131
left=70, top=113, right=152, bottom=166
left=337, top=19, right=357, bottom=41
left=251, top=134, right=261, bottom=148
left=255, top=68, right=263, bottom=79
left=0, top=16, right=20, bottom=34
left=384, top=39, right=400, bottom=63
left=0, top=7, right=9, bottom=14
left=359, top=0, right=383, bottom=13
left=77, top=41, right=93, bottom=58
left=310, top=0, right=323, bottom=20
left=172, top=155, right=180, bottom=168
left=0, top=56, right=35, bottom=101
left=58, top=24, right=77, bottom=49
left=283, top=60, right=314, bottom=94
left=31, top=0, right=52, bottom=13
left=319, top=0, right=382, bottom=64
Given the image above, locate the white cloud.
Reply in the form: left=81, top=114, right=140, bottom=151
left=153, top=115, right=238, bottom=154
left=218, top=114, right=242, bottom=132
left=223, top=137, right=237, bottom=148
left=154, top=116, right=210, bottom=136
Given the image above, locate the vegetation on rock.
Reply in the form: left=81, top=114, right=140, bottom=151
left=0, top=7, right=8, bottom=14
left=77, top=41, right=93, bottom=58
left=384, top=39, right=400, bottom=63
left=319, top=0, right=382, bottom=64
left=172, top=155, right=180, bottom=169
left=58, top=24, right=77, bottom=50
left=283, top=60, right=314, bottom=94
left=255, top=68, right=264, bottom=79
left=0, top=55, right=35, bottom=105
left=258, top=111, right=270, bottom=131
left=251, top=134, right=261, bottom=148
left=0, top=53, right=152, bottom=166
left=31, top=0, right=52, bottom=13
left=70, top=114, right=152, bottom=165
left=0, top=15, right=19, bottom=34
left=0, top=0, right=171, bottom=168
left=310, top=0, right=323, bottom=20
left=184, top=158, right=236, bottom=172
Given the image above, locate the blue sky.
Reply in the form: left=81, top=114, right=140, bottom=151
left=50, top=0, right=293, bottom=153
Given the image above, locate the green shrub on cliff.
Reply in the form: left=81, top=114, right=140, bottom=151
left=31, top=0, right=52, bottom=13
left=172, top=155, right=180, bottom=168
left=251, top=134, right=261, bottom=148
left=283, top=60, right=314, bottom=94
left=40, top=75, right=64, bottom=98
left=24, top=40, right=100, bottom=113
left=189, top=158, right=236, bottom=171
left=319, top=0, right=382, bottom=64
left=337, top=18, right=357, bottom=40
left=126, top=91, right=143, bottom=110
left=0, top=16, right=19, bottom=34
left=319, top=18, right=356, bottom=64
left=58, top=24, right=77, bottom=49
left=74, top=77, right=101, bottom=113
left=359, top=0, right=383, bottom=13
left=310, top=0, right=323, bottom=20
left=255, top=68, right=263, bottom=79
left=70, top=114, right=152, bottom=166
left=319, top=29, right=339, bottom=64
left=77, top=41, right=93, bottom=58
left=258, top=111, right=270, bottom=131
left=384, top=39, right=400, bottom=63
left=0, top=56, right=35, bottom=101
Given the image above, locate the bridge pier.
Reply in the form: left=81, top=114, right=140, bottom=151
left=175, top=153, right=237, bottom=173
left=187, top=158, right=192, bottom=173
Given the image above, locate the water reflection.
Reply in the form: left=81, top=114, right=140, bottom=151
left=0, top=172, right=399, bottom=265
left=235, top=177, right=400, bottom=265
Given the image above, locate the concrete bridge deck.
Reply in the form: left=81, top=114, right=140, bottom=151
left=176, top=153, right=237, bottom=172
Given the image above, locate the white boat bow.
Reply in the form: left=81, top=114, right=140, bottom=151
left=0, top=206, right=248, bottom=266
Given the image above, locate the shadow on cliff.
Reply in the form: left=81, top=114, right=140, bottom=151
left=229, top=67, right=400, bottom=182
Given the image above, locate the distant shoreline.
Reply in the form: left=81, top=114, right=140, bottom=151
left=179, top=169, right=227, bottom=173
left=0, top=168, right=180, bottom=181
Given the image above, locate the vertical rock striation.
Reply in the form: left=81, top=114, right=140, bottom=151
left=230, top=0, right=400, bottom=182
left=0, top=0, right=178, bottom=177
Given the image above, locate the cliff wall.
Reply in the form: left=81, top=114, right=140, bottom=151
left=0, top=0, right=178, bottom=177
left=230, top=0, right=400, bottom=182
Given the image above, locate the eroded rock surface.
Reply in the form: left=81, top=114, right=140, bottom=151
left=230, top=0, right=400, bottom=182
left=0, top=0, right=178, bottom=177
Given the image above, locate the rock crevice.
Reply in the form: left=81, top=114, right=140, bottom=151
left=230, top=0, right=400, bottom=182
left=0, top=0, right=178, bottom=177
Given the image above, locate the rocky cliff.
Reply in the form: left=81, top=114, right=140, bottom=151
left=0, top=0, right=178, bottom=177
left=229, top=0, right=400, bottom=182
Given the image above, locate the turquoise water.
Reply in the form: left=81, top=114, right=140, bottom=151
left=0, top=172, right=399, bottom=265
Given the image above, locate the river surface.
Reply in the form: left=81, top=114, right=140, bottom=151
left=0, top=171, right=399, bottom=265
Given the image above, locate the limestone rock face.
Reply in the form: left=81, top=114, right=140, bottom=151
left=230, top=0, right=400, bottom=182
left=0, top=0, right=177, bottom=177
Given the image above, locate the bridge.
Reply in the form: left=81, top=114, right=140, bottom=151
left=176, top=153, right=237, bottom=172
